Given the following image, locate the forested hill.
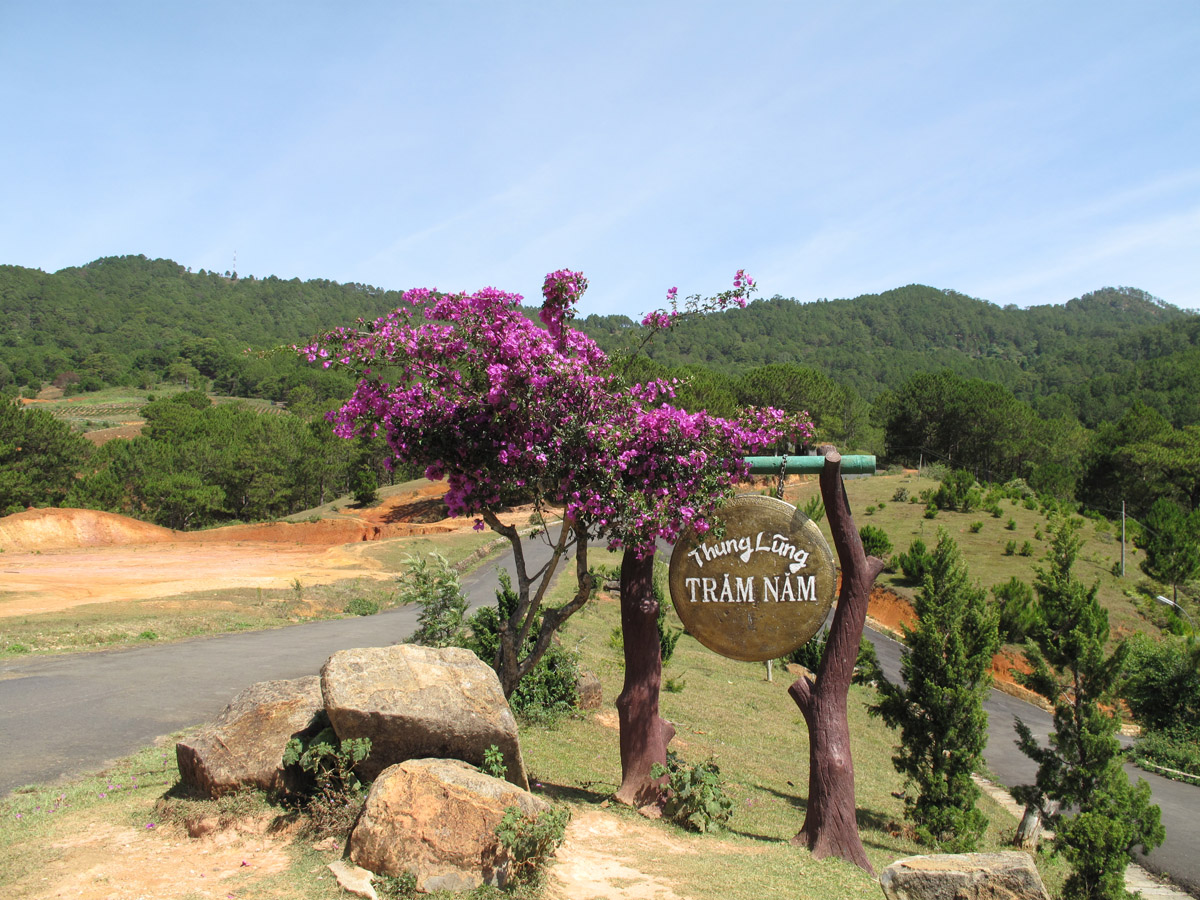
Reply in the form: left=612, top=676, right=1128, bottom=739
left=0, top=255, right=409, bottom=397
left=580, top=284, right=1200, bottom=425
left=4, top=256, right=1198, bottom=430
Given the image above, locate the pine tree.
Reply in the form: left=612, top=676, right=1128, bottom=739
left=1139, top=498, right=1200, bottom=605
left=1014, top=520, right=1163, bottom=900
left=871, top=529, right=1000, bottom=851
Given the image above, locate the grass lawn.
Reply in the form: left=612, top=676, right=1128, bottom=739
left=783, top=470, right=1167, bottom=643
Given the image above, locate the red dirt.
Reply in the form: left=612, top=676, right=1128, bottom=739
left=866, top=585, right=1040, bottom=705
left=0, top=481, right=524, bottom=617
left=83, top=423, right=145, bottom=445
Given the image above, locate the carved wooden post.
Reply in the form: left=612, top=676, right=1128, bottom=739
left=614, top=548, right=675, bottom=807
left=787, top=449, right=885, bottom=873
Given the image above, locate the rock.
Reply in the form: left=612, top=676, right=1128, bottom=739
left=176, top=676, right=324, bottom=798
left=321, top=644, right=528, bottom=788
left=328, top=859, right=379, bottom=900
left=349, top=758, right=549, bottom=892
left=880, top=852, right=1050, bottom=900
left=576, top=669, right=602, bottom=710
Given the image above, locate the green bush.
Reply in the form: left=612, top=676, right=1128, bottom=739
left=482, top=744, right=508, bottom=780
left=651, top=752, right=734, bottom=833
left=1003, top=540, right=1017, bottom=556
left=991, top=576, right=1038, bottom=643
left=464, top=570, right=581, bottom=724
left=931, top=469, right=981, bottom=512
left=495, top=805, right=571, bottom=885
left=1005, top=518, right=1017, bottom=531
left=802, top=495, right=825, bottom=523
left=344, top=596, right=380, bottom=616
left=892, top=488, right=909, bottom=502
left=1120, top=632, right=1200, bottom=734
left=859, top=523, right=893, bottom=559
left=968, top=521, right=983, bottom=533
left=785, top=632, right=881, bottom=685
left=1019, top=541, right=1034, bottom=557
left=282, top=723, right=372, bottom=837
left=375, top=872, right=419, bottom=900
left=1129, top=724, right=1200, bottom=782
left=898, top=538, right=933, bottom=584
left=399, top=553, right=468, bottom=647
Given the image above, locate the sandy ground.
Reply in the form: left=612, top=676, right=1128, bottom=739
left=0, top=482, right=482, bottom=617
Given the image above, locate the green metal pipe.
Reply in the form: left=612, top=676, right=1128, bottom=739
left=743, top=454, right=877, bottom=476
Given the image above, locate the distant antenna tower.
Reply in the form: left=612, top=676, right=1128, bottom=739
left=232, top=250, right=238, bottom=279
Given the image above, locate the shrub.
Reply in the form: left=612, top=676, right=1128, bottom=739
left=990, top=504, right=1003, bottom=518
left=924, top=503, right=939, bottom=519
left=785, top=631, right=881, bottom=685
left=865, top=505, right=876, bottom=515
left=464, top=570, right=580, bottom=723
left=283, top=723, right=372, bottom=837
left=969, top=521, right=983, bottom=533
left=898, top=538, right=933, bottom=584
left=344, top=596, right=380, bottom=616
left=1120, top=633, right=1200, bottom=734
left=892, top=488, right=909, bottom=502
left=1019, top=541, right=1033, bottom=557
left=1129, top=724, right=1200, bottom=782
left=931, top=469, right=981, bottom=512
left=1005, top=518, right=1017, bottom=531
left=350, top=466, right=378, bottom=506
left=802, top=495, right=825, bottom=523
left=664, top=676, right=687, bottom=693
left=1003, top=540, right=1017, bottom=556
left=991, top=577, right=1037, bottom=643
left=400, top=553, right=468, bottom=648
left=651, top=752, right=734, bottom=833
left=482, top=744, right=507, bottom=780
left=859, top=523, right=893, bottom=559
left=375, top=872, right=419, bottom=899
left=496, top=805, right=571, bottom=885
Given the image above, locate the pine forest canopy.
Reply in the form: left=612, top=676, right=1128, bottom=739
left=3, top=254, right=1199, bottom=523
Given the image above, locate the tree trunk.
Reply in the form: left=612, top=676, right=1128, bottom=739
left=614, top=548, right=675, bottom=807
left=787, top=450, right=885, bottom=874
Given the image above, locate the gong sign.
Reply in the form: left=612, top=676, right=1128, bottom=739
left=668, top=494, right=836, bottom=662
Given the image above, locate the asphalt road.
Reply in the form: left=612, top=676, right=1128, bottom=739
left=1, top=543, right=1197, bottom=895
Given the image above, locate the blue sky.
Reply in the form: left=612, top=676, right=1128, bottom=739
left=3, top=2, right=1198, bottom=318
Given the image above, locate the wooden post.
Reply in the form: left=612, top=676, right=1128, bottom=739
left=786, top=450, right=885, bottom=874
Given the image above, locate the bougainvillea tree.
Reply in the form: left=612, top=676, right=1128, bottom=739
left=301, top=268, right=809, bottom=805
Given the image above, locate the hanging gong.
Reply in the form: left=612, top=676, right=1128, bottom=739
left=668, top=494, right=836, bottom=662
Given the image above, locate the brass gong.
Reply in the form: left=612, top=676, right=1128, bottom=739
left=668, top=494, right=836, bottom=662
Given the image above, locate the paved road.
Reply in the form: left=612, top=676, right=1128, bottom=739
left=2, top=545, right=1197, bottom=895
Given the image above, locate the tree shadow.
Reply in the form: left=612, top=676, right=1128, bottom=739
left=532, top=779, right=614, bottom=805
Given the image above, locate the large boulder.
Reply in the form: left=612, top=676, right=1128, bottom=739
left=176, top=676, right=324, bottom=797
left=321, top=644, right=528, bottom=788
left=349, top=758, right=549, bottom=892
left=880, top=852, right=1049, bottom=900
